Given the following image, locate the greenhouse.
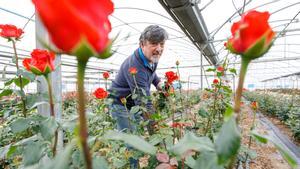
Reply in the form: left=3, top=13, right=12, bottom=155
left=0, top=0, right=300, bottom=168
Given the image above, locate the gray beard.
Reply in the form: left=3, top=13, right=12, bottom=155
left=152, top=57, right=160, bottom=63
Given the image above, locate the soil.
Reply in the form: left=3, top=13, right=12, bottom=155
left=239, top=105, right=292, bottom=169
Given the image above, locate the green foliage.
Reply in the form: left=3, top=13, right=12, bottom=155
left=287, top=107, right=300, bottom=140
left=130, top=105, right=140, bottom=114
left=40, top=117, right=58, bottom=141
left=1, top=50, right=295, bottom=169
left=215, top=117, right=241, bottom=165
left=17, top=69, right=36, bottom=81
left=206, top=68, right=216, bottom=72
left=93, top=156, right=109, bottom=169
left=224, top=105, right=233, bottom=122
left=13, top=77, right=30, bottom=88
left=198, top=108, right=209, bottom=118
left=10, top=117, right=31, bottom=133
left=43, top=140, right=76, bottom=169
left=244, top=91, right=300, bottom=140
left=103, top=130, right=157, bottom=155
left=229, top=68, right=237, bottom=75
left=0, top=89, right=13, bottom=99
left=251, top=130, right=298, bottom=169
left=170, top=132, right=214, bottom=157
left=194, top=151, right=224, bottom=169
left=22, top=141, right=45, bottom=166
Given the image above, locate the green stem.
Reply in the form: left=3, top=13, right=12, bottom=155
left=45, top=74, right=57, bottom=156
left=12, top=40, right=27, bottom=118
left=213, top=85, right=217, bottom=120
left=233, top=58, right=250, bottom=124
left=204, top=116, right=211, bottom=136
left=105, top=79, right=108, bottom=91
left=245, top=108, right=257, bottom=162
left=169, top=97, right=176, bottom=144
left=162, top=138, right=167, bottom=150
left=77, top=59, right=92, bottom=169
left=219, top=79, right=223, bottom=121
left=123, top=103, right=132, bottom=132
left=45, top=75, right=55, bottom=117
left=250, top=109, right=257, bottom=131
left=229, top=58, right=250, bottom=169
left=205, top=85, right=217, bottom=136
left=179, top=126, right=182, bottom=139
left=133, top=75, right=153, bottom=134
left=12, top=41, right=20, bottom=70
left=176, top=65, right=184, bottom=118
left=133, top=75, right=139, bottom=89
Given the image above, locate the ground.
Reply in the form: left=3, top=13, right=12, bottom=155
left=267, top=116, right=300, bottom=147
left=240, top=105, right=291, bottom=169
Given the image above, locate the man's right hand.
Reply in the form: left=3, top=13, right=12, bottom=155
left=156, top=81, right=164, bottom=91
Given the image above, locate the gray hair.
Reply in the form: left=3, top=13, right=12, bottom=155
left=139, top=25, right=168, bottom=44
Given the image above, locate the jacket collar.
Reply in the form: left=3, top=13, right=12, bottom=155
left=134, top=48, right=158, bottom=72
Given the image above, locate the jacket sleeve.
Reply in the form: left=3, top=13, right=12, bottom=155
left=152, top=72, right=161, bottom=88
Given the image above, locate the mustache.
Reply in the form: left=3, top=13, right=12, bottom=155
left=153, top=51, right=162, bottom=55
left=153, top=50, right=163, bottom=55
left=151, top=55, right=160, bottom=59
left=152, top=57, right=160, bottom=63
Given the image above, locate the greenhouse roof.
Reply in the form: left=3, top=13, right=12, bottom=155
left=0, top=0, right=300, bottom=90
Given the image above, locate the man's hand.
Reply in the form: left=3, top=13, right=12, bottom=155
left=159, top=82, right=174, bottom=97
left=156, top=81, right=164, bottom=91
left=142, top=112, right=158, bottom=134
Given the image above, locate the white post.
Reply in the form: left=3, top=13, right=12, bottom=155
left=35, top=14, right=63, bottom=152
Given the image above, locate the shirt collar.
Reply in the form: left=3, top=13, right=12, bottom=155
left=138, top=47, right=152, bottom=68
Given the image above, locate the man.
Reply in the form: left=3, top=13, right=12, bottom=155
left=109, top=25, right=168, bottom=135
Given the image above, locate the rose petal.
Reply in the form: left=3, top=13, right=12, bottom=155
left=155, top=163, right=173, bottom=169
left=156, top=153, right=169, bottom=163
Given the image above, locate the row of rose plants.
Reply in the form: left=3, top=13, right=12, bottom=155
left=0, top=1, right=298, bottom=168
left=258, top=88, right=300, bottom=95
left=244, top=90, right=300, bottom=140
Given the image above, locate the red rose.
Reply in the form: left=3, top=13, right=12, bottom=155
left=103, top=71, right=110, bottom=79
left=129, top=67, right=137, bottom=75
left=23, top=49, right=55, bottom=75
left=32, top=0, right=114, bottom=58
left=213, top=79, right=219, bottom=84
left=93, top=88, right=108, bottom=99
left=240, top=102, right=244, bottom=106
left=171, top=122, right=191, bottom=128
left=226, top=10, right=275, bottom=60
left=171, top=122, right=181, bottom=128
left=251, top=101, right=258, bottom=110
left=0, top=24, right=24, bottom=39
left=217, top=66, right=224, bottom=72
left=165, top=71, right=178, bottom=84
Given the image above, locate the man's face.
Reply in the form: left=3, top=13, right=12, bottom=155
left=141, top=40, right=165, bottom=63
